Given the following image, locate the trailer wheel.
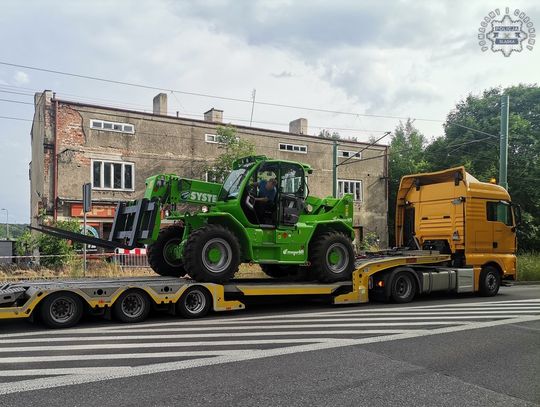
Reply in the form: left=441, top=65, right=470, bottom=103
left=390, top=271, right=417, bottom=303
left=39, top=291, right=84, bottom=329
left=479, top=266, right=501, bottom=297
left=113, top=289, right=151, bottom=323
left=183, top=225, right=240, bottom=283
left=177, top=286, right=211, bottom=318
left=148, top=225, right=186, bottom=277
left=309, top=232, right=355, bottom=282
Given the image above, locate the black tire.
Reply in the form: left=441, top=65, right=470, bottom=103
left=309, top=232, right=355, bottom=282
left=177, top=286, right=212, bottom=318
left=183, top=225, right=241, bottom=283
left=147, top=225, right=186, bottom=277
left=39, top=291, right=84, bottom=329
left=479, top=266, right=501, bottom=297
left=112, top=289, right=151, bottom=323
left=390, top=271, right=417, bottom=303
left=261, top=264, right=298, bottom=279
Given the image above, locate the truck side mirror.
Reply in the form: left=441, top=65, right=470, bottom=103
left=512, top=204, right=522, bottom=227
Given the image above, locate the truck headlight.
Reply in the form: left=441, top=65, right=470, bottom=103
left=201, top=205, right=209, bottom=213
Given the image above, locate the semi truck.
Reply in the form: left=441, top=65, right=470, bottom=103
left=0, top=161, right=519, bottom=328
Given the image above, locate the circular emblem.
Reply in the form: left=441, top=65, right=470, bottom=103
left=478, top=7, right=535, bottom=57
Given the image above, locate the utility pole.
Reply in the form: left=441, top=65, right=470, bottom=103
left=499, top=95, right=509, bottom=190
left=249, top=89, right=256, bottom=126
left=1, top=208, right=8, bottom=240
left=82, top=183, right=92, bottom=277
left=332, top=140, right=338, bottom=197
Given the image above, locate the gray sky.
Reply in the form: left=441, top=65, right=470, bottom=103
left=0, top=0, right=538, bottom=224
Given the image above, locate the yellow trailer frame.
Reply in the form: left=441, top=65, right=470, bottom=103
left=0, top=253, right=451, bottom=325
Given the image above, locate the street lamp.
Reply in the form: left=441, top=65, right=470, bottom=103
left=1, top=208, right=8, bottom=240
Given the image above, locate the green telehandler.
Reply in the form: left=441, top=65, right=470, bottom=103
left=35, top=155, right=356, bottom=283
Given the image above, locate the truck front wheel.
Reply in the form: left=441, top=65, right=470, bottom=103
left=183, top=225, right=241, bottom=283
left=479, top=266, right=501, bottom=297
left=147, top=225, right=186, bottom=277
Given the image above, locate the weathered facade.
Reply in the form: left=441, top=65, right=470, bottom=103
left=30, top=91, right=389, bottom=246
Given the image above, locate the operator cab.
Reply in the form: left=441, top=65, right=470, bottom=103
left=243, top=160, right=307, bottom=228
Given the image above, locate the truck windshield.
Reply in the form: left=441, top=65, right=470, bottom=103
left=219, top=165, right=251, bottom=200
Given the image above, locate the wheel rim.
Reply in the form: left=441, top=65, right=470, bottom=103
left=486, top=273, right=498, bottom=291
left=184, top=290, right=206, bottom=314
left=121, top=292, right=145, bottom=318
left=50, top=297, right=76, bottom=323
left=325, top=243, right=348, bottom=274
left=202, top=238, right=232, bottom=274
left=163, top=238, right=182, bottom=267
left=395, top=275, right=412, bottom=298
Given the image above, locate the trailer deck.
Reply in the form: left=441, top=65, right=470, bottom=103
left=0, top=253, right=452, bottom=328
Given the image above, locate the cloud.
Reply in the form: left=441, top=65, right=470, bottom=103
left=0, top=0, right=539, bottom=224
left=271, top=71, right=294, bottom=78
left=13, top=70, right=29, bottom=84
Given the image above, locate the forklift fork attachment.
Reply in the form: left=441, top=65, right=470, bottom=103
left=30, top=198, right=160, bottom=250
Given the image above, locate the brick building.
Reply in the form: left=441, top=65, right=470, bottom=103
left=30, top=91, right=389, bottom=246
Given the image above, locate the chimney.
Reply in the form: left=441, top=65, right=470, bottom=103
left=153, top=93, right=168, bottom=115
left=204, top=108, right=223, bottom=123
left=289, top=118, right=308, bottom=135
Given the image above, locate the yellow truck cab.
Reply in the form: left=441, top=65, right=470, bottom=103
left=395, top=167, right=519, bottom=293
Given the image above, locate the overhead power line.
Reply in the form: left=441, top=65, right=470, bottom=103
left=0, top=60, right=499, bottom=139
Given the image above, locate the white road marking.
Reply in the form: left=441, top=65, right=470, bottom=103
left=0, top=350, right=258, bottom=364
left=1, top=314, right=539, bottom=395
left=2, top=299, right=538, bottom=339
left=0, top=330, right=412, bottom=349
left=0, top=315, right=528, bottom=342
left=0, top=367, right=130, bottom=376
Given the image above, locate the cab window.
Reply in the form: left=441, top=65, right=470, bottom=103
left=280, top=163, right=304, bottom=196
left=486, top=201, right=513, bottom=226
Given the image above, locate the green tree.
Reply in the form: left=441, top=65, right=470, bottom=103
left=16, top=219, right=81, bottom=268
left=388, top=119, right=430, bottom=246
left=206, top=125, right=255, bottom=182
left=424, top=84, right=540, bottom=250
left=318, top=129, right=340, bottom=140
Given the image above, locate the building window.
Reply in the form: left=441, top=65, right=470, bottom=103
left=90, top=119, right=135, bottom=134
left=92, top=160, right=134, bottom=191
left=279, top=143, right=307, bottom=154
left=338, top=150, right=361, bottom=159
left=204, top=170, right=225, bottom=183
left=205, top=134, right=223, bottom=144
left=338, top=179, right=363, bottom=202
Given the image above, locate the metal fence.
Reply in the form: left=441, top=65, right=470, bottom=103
left=112, top=249, right=150, bottom=269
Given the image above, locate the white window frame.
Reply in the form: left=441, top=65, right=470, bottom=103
left=337, top=179, right=363, bottom=202
left=205, top=134, right=222, bottom=144
left=91, top=159, right=135, bottom=191
left=338, top=149, right=362, bottom=159
left=279, top=143, right=308, bottom=154
left=204, top=169, right=225, bottom=183
left=90, top=119, right=135, bottom=134
left=205, top=134, right=240, bottom=144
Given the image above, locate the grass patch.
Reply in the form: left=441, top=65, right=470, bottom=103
left=518, top=252, right=540, bottom=281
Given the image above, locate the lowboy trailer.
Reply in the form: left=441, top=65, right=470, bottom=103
left=0, top=251, right=487, bottom=329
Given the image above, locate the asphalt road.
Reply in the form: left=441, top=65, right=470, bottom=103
left=0, top=285, right=539, bottom=406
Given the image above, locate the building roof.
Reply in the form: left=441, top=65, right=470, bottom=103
left=50, top=97, right=389, bottom=150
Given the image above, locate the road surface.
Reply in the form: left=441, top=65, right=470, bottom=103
left=0, top=285, right=539, bottom=406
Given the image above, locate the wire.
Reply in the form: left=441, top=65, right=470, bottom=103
left=0, top=91, right=390, bottom=137
left=0, top=60, right=499, bottom=138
